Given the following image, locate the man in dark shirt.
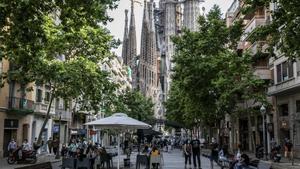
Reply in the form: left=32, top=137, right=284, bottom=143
left=191, top=136, right=202, bottom=169
left=210, top=140, right=219, bottom=169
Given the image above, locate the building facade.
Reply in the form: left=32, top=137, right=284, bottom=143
left=0, top=58, right=72, bottom=157
left=225, top=0, right=300, bottom=157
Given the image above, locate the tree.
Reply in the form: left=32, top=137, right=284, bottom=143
left=0, top=0, right=119, bottom=145
left=244, top=0, right=300, bottom=58
left=115, top=89, right=155, bottom=123
left=166, top=5, right=268, bottom=144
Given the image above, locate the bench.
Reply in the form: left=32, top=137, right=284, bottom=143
left=15, top=162, right=52, bottom=169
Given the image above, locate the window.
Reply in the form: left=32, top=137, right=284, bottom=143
left=296, top=100, right=300, bottom=113
left=36, top=89, right=42, bottom=102
left=56, top=98, right=60, bottom=109
left=276, top=61, right=294, bottom=83
left=279, top=104, right=289, bottom=116
left=44, top=92, right=50, bottom=102
left=64, top=100, right=68, bottom=110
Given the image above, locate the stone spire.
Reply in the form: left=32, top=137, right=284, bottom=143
left=140, top=0, right=149, bottom=62
left=148, top=0, right=157, bottom=67
left=121, top=9, right=129, bottom=65
left=183, top=0, right=200, bottom=31
left=139, top=0, right=149, bottom=93
left=127, top=0, right=137, bottom=68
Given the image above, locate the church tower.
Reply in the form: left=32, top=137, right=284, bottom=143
left=183, top=0, right=201, bottom=31
left=121, top=9, right=129, bottom=65
left=127, top=0, right=138, bottom=88
left=139, top=0, right=158, bottom=97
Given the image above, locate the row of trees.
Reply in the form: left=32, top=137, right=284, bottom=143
left=166, top=0, right=300, bottom=145
left=165, top=6, right=267, bottom=132
left=0, top=0, right=154, bottom=145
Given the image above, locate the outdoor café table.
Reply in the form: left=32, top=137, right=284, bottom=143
left=98, top=153, right=116, bottom=169
left=136, top=154, right=149, bottom=169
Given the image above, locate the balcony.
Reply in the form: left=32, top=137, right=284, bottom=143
left=246, top=41, right=267, bottom=55
left=34, top=102, right=55, bottom=115
left=253, top=66, right=271, bottom=80
left=241, top=16, right=266, bottom=41
left=53, top=110, right=72, bottom=122
left=7, top=97, right=35, bottom=114
left=268, top=77, right=300, bottom=96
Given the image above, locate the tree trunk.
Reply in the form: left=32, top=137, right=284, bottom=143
left=247, top=112, right=253, bottom=151
left=37, top=92, right=55, bottom=145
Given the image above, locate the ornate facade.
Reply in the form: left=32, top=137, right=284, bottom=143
left=121, top=0, right=203, bottom=127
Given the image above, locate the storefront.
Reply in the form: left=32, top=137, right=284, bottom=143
left=3, top=119, right=18, bottom=157
left=70, top=129, right=87, bottom=140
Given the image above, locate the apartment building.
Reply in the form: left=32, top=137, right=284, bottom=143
left=226, top=0, right=272, bottom=152
left=0, top=58, right=76, bottom=157
left=226, top=0, right=300, bottom=157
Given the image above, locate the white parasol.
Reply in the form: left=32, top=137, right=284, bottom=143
left=84, top=113, right=151, bottom=169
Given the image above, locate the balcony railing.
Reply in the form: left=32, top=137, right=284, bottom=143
left=241, top=16, right=266, bottom=41
left=54, top=109, right=72, bottom=122
left=268, top=77, right=300, bottom=95
left=246, top=41, right=267, bottom=55
left=253, top=66, right=271, bottom=80
left=7, top=97, right=35, bottom=111
left=34, top=102, right=55, bottom=115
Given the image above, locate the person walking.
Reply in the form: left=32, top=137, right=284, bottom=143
left=210, top=138, right=219, bottom=169
left=32, top=137, right=40, bottom=154
left=183, top=140, right=192, bottom=168
left=68, top=139, right=77, bottom=157
left=284, top=139, right=293, bottom=161
left=191, top=136, right=201, bottom=169
left=52, top=137, right=59, bottom=155
left=47, top=137, right=53, bottom=154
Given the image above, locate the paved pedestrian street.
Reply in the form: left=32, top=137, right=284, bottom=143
left=0, top=149, right=221, bottom=169
left=1, top=149, right=300, bottom=169
left=158, top=149, right=220, bottom=169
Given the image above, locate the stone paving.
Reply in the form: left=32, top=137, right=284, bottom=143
left=0, top=149, right=220, bottom=169
left=0, top=149, right=299, bottom=169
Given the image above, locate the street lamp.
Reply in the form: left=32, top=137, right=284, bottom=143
left=260, top=105, right=267, bottom=160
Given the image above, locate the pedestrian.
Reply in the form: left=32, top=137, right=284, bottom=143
left=191, top=136, right=201, bottom=169
left=150, top=146, right=160, bottom=169
left=68, top=140, right=77, bottom=157
left=52, top=137, right=59, bottom=155
left=47, top=137, right=53, bottom=154
left=183, top=140, right=192, bottom=168
left=284, top=139, right=293, bottom=161
left=234, top=154, right=250, bottom=169
left=33, top=137, right=39, bottom=152
left=7, top=138, right=17, bottom=155
left=210, top=138, right=219, bottom=169
left=61, top=144, right=68, bottom=157
left=88, top=147, right=97, bottom=169
left=22, top=139, right=32, bottom=160
left=22, top=139, right=32, bottom=151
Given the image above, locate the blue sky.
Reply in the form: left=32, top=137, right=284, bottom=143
left=106, top=0, right=234, bottom=56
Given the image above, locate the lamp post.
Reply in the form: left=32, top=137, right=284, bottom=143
left=260, top=105, right=267, bottom=160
